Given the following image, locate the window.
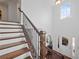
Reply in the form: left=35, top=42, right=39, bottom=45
left=60, top=4, right=70, bottom=19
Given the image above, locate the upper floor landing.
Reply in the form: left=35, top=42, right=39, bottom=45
left=0, top=0, right=21, bottom=22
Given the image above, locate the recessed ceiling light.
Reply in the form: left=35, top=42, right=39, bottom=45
left=56, top=0, right=61, bottom=5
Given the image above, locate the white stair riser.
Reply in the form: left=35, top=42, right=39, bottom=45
left=0, top=21, right=19, bottom=24
left=0, top=44, right=29, bottom=56
left=0, top=37, right=26, bottom=45
left=0, top=33, right=24, bottom=39
left=0, top=29, right=23, bottom=32
left=14, top=52, right=32, bottom=59
left=0, top=25, right=21, bottom=28
left=0, top=21, right=32, bottom=58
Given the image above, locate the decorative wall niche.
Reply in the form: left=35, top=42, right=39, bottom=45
left=62, top=36, right=68, bottom=46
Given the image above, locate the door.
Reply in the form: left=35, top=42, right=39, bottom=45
left=0, top=10, right=2, bottom=20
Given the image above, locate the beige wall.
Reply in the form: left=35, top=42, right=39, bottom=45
left=8, top=0, right=21, bottom=22
left=0, top=3, right=8, bottom=21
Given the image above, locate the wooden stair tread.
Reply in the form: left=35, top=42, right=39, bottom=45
left=46, top=48, right=72, bottom=59
left=24, top=56, right=32, bottom=59
left=0, top=31, right=23, bottom=34
left=0, top=41, right=27, bottom=50
left=0, top=36, right=25, bottom=41
left=0, top=47, right=31, bottom=59
left=0, top=21, right=33, bottom=59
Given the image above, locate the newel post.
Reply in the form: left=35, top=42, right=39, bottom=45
left=40, top=31, right=47, bottom=59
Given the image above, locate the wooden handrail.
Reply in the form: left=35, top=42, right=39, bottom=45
left=19, top=8, right=47, bottom=59
left=18, top=8, right=40, bottom=35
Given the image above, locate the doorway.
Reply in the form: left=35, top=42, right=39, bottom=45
left=0, top=10, right=2, bottom=20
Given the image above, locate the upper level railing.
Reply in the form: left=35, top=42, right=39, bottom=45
left=18, top=8, right=47, bottom=59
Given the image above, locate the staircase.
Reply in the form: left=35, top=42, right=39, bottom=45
left=0, top=8, right=72, bottom=59
left=0, top=21, right=33, bottom=59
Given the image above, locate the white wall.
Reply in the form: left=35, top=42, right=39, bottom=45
left=71, top=0, right=79, bottom=59
left=21, top=0, right=79, bottom=59
left=53, top=0, right=79, bottom=59
left=52, top=0, right=72, bottom=58
left=0, top=3, right=8, bottom=21
left=21, top=0, right=53, bottom=33
left=21, top=0, right=53, bottom=58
